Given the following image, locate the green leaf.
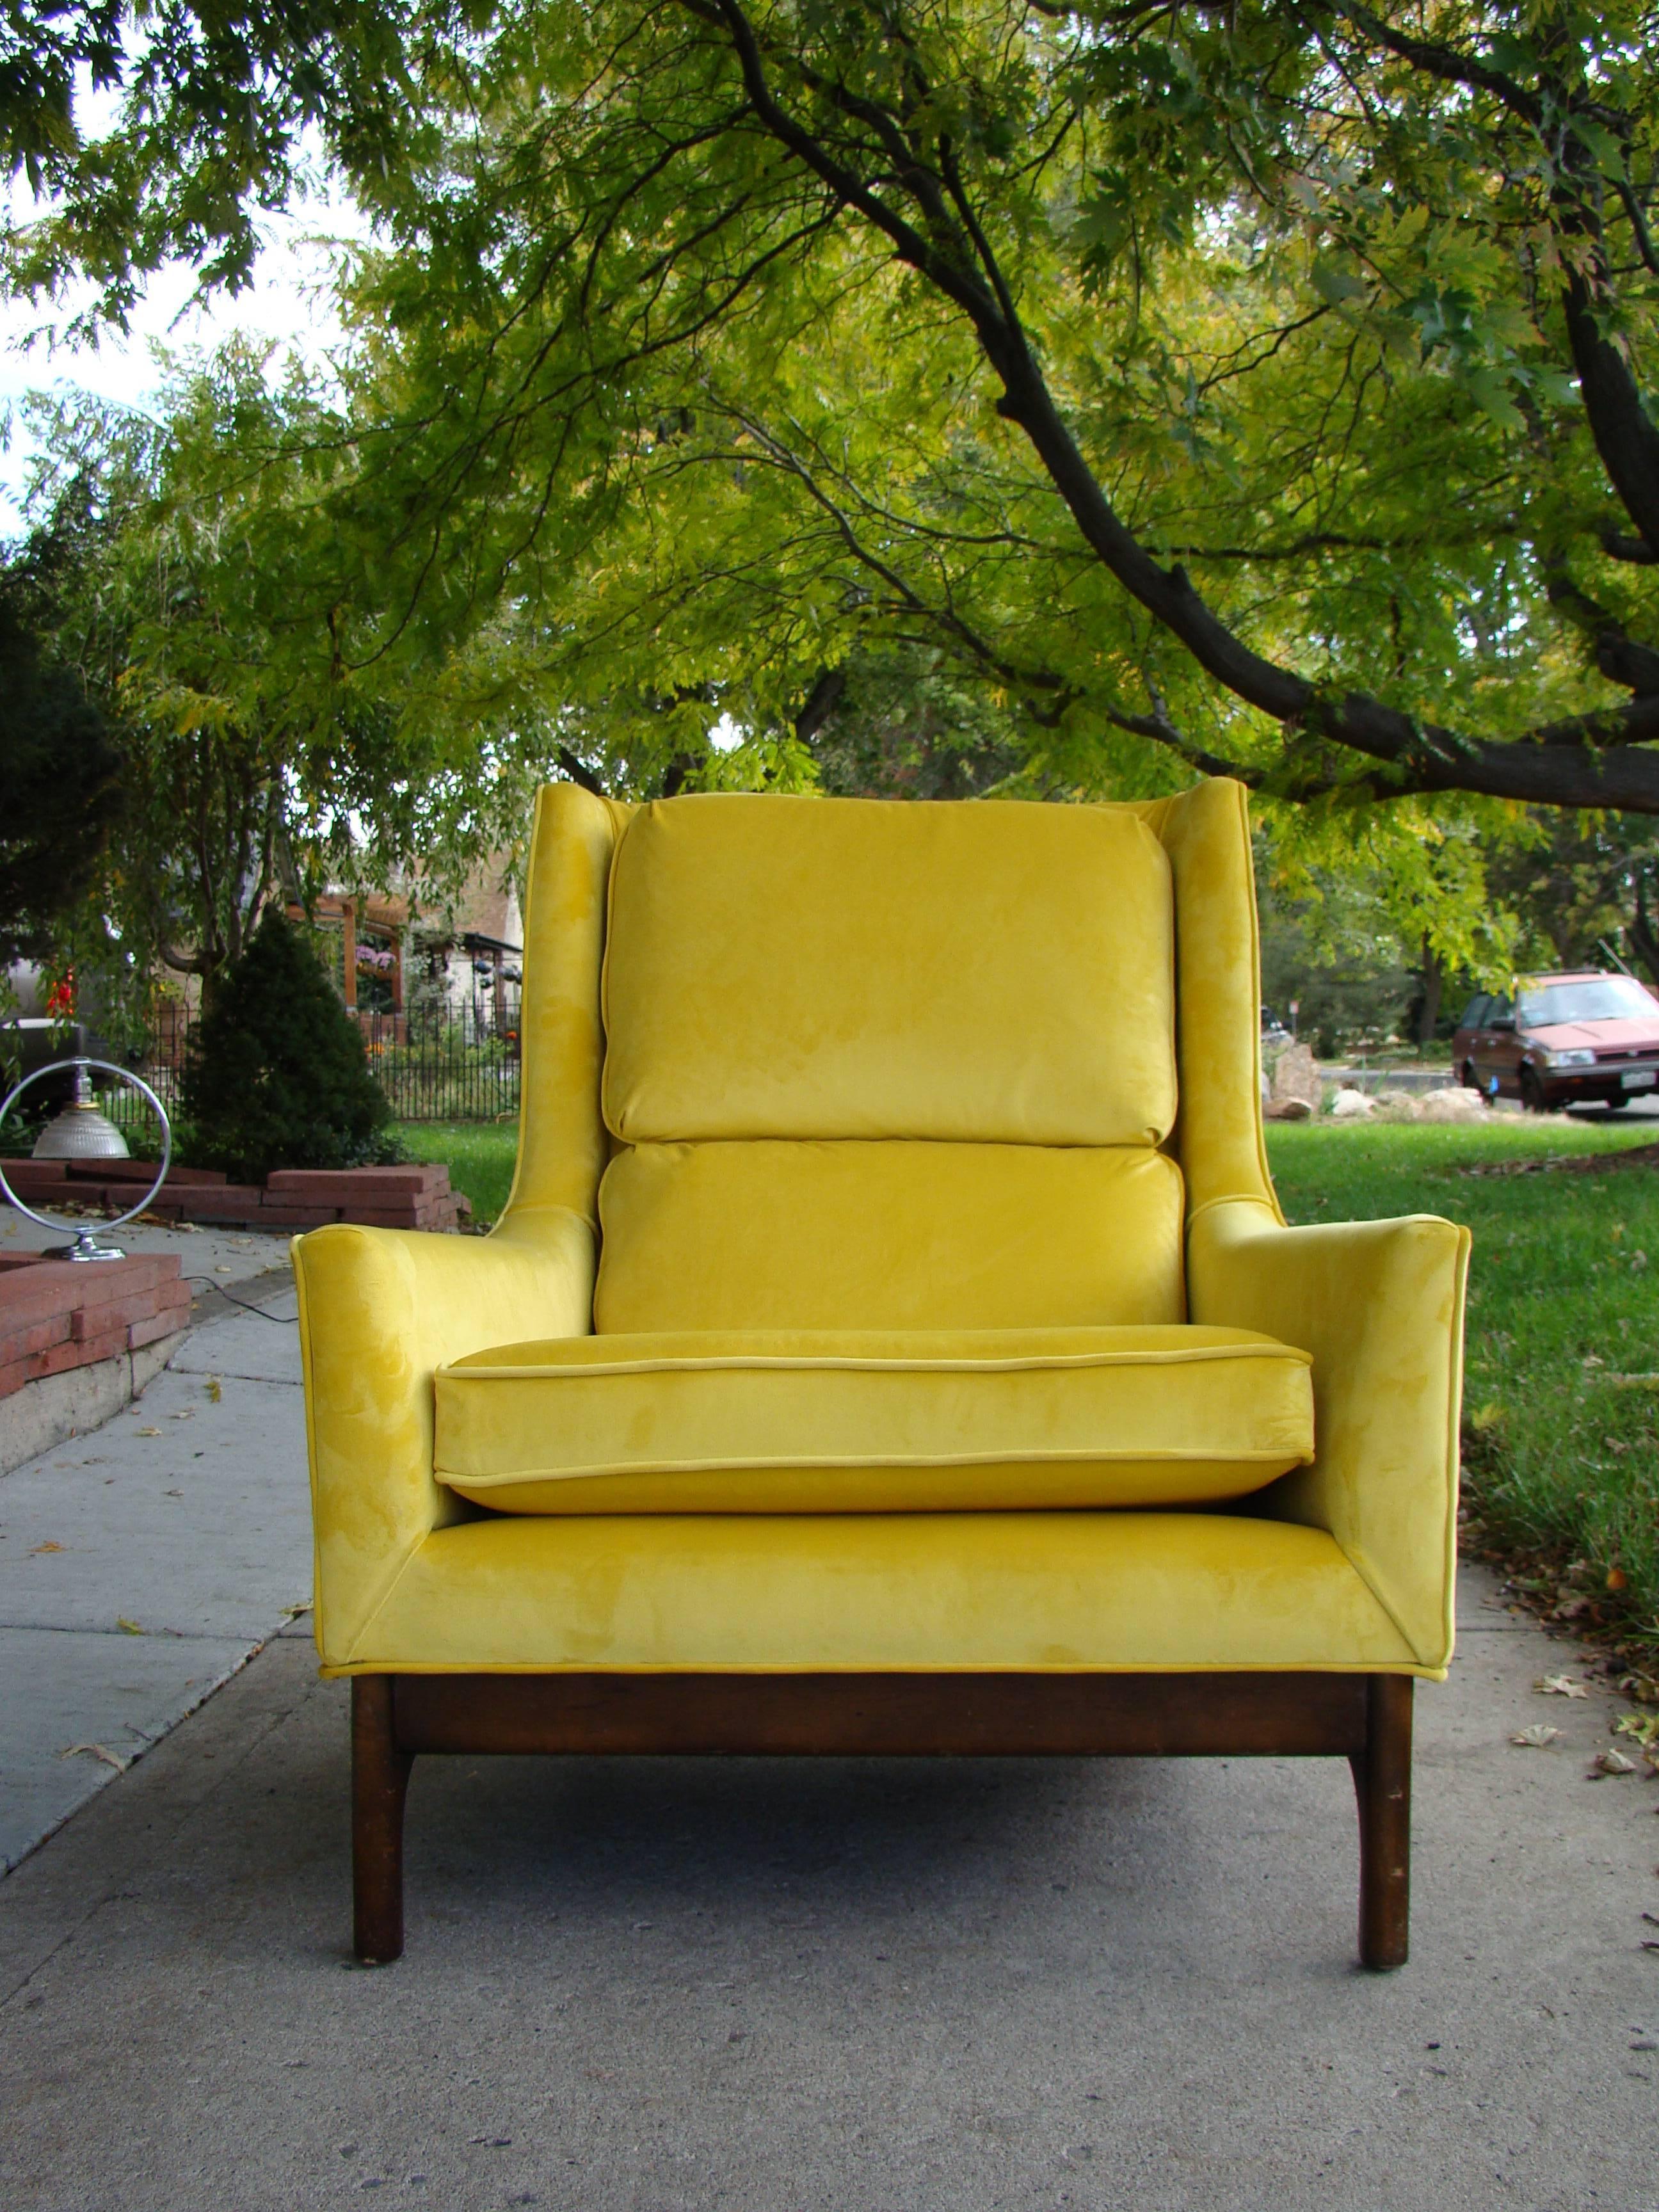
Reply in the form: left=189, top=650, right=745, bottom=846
left=1311, top=257, right=1368, bottom=307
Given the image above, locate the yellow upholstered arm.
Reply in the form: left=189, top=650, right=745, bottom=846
left=1187, top=1198, right=1471, bottom=1672
left=293, top=1210, right=595, bottom=1667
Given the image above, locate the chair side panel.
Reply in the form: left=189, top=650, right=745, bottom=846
left=504, top=783, right=629, bottom=1228
left=1145, top=779, right=1279, bottom=1222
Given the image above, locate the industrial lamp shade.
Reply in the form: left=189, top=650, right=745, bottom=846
left=31, top=1060, right=131, bottom=1161
left=0, top=1057, right=170, bottom=1261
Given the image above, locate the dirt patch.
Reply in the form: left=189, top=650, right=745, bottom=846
left=1458, top=1142, right=1659, bottom=1178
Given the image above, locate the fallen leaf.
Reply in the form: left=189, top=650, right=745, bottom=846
left=116, top=1617, right=143, bottom=1635
left=60, top=1743, right=125, bottom=1770
left=204, top=1377, right=222, bottom=1402
left=1537, top=1675, right=1589, bottom=1699
left=1609, top=1566, right=1630, bottom=1592
left=1511, top=1724, right=1562, bottom=1747
left=1593, top=1747, right=1641, bottom=1776
left=29, top=1541, right=63, bottom=1556
left=135, top=1427, right=161, bottom=1438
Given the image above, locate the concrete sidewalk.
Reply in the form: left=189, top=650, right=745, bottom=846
left=3, top=1557, right=1658, bottom=2211
left=0, top=1219, right=307, bottom=1870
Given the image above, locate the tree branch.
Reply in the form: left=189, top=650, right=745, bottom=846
left=557, top=744, right=607, bottom=796
left=793, top=666, right=846, bottom=743
left=1326, top=1, right=1543, bottom=127
left=1600, top=524, right=1658, bottom=565
left=1562, top=263, right=1659, bottom=557
left=687, top=0, right=1659, bottom=812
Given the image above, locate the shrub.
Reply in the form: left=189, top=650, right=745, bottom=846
left=180, top=908, right=399, bottom=1182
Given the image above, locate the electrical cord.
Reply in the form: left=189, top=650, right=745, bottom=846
left=182, top=1275, right=298, bottom=1323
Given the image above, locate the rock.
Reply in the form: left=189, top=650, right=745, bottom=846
left=1264, top=1097, right=1313, bottom=1122
left=1374, top=1089, right=1423, bottom=1123
left=1415, top=1087, right=1493, bottom=1123
left=1328, top=1087, right=1377, bottom=1120
left=1269, top=1042, right=1324, bottom=1113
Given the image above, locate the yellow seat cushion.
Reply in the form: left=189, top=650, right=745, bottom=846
left=331, top=1511, right=1418, bottom=1674
left=601, top=794, right=1176, bottom=1146
left=595, top=1140, right=1185, bottom=1332
left=434, top=1324, right=1313, bottom=1513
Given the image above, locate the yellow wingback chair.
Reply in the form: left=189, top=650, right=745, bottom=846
left=294, top=779, right=1468, bottom=1968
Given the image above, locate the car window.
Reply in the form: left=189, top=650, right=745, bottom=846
left=1457, top=995, right=1489, bottom=1028
left=1486, top=993, right=1512, bottom=1023
left=1517, top=977, right=1659, bottom=1027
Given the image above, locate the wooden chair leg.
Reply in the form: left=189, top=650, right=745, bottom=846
left=1350, top=1674, right=1413, bottom=1971
left=353, top=1676, right=413, bottom=1965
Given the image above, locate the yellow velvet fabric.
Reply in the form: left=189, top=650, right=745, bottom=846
left=1188, top=1199, right=1470, bottom=1674
left=601, top=793, right=1176, bottom=1146
left=595, top=1140, right=1185, bottom=1331
left=329, top=1512, right=1419, bottom=1674
left=293, top=773, right=1468, bottom=1684
left=1139, top=778, right=1279, bottom=1219
left=502, top=781, right=630, bottom=1227
left=433, top=1323, right=1313, bottom=1512
left=293, top=1210, right=594, bottom=1660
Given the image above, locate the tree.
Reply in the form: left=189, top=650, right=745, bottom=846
left=0, top=0, right=418, bottom=326
left=309, top=1, right=1659, bottom=813
left=180, top=904, right=394, bottom=1179
left=0, top=537, right=123, bottom=965
left=16, top=344, right=556, bottom=1014
left=1485, top=810, right=1659, bottom=982
left=21, top=4, right=1659, bottom=816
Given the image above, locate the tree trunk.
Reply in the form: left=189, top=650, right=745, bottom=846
left=1630, top=875, right=1659, bottom=988
left=1416, top=937, right=1443, bottom=1045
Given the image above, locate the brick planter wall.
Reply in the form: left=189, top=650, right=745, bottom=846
left=0, top=1253, right=191, bottom=1400
left=2, top=1158, right=470, bottom=1234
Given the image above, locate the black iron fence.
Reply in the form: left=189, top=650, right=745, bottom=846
left=124, top=992, right=523, bottom=1128
left=356, top=1004, right=522, bottom=1122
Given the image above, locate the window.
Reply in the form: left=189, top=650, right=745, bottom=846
left=1457, top=995, right=1490, bottom=1029
left=1518, top=976, right=1659, bottom=1029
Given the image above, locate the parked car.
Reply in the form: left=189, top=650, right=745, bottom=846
left=1453, top=972, right=1659, bottom=1112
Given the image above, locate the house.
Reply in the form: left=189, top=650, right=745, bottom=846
left=291, top=862, right=522, bottom=1042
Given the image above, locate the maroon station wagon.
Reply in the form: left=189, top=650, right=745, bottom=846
left=1453, top=971, right=1659, bottom=1112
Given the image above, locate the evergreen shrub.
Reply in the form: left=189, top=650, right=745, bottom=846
left=180, top=908, right=399, bottom=1182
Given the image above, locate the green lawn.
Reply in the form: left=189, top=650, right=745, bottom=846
left=399, top=1110, right=1659, bottom=1649
left=396, top=1120, right=520, bottom=1226
left=1269, top=1118, right=1659, bottom=1649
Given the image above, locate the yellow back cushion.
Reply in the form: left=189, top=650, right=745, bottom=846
left=595, top=1141, right=1185, bottom=1331
left=602, top=794, right=1175, bottom=1146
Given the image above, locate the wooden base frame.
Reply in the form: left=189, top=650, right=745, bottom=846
left=350, top=1669, right=1413, bottom=1971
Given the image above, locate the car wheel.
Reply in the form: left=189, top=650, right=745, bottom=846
left=1461, top=1060, right=1480, bottom=1092
left=1519, top=1066, right=1546, bottom=1113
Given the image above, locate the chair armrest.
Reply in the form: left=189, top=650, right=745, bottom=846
left=1187, top=1198, right=1471, bottom=1671
left=293, top=1208, right=596, bottom=1667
